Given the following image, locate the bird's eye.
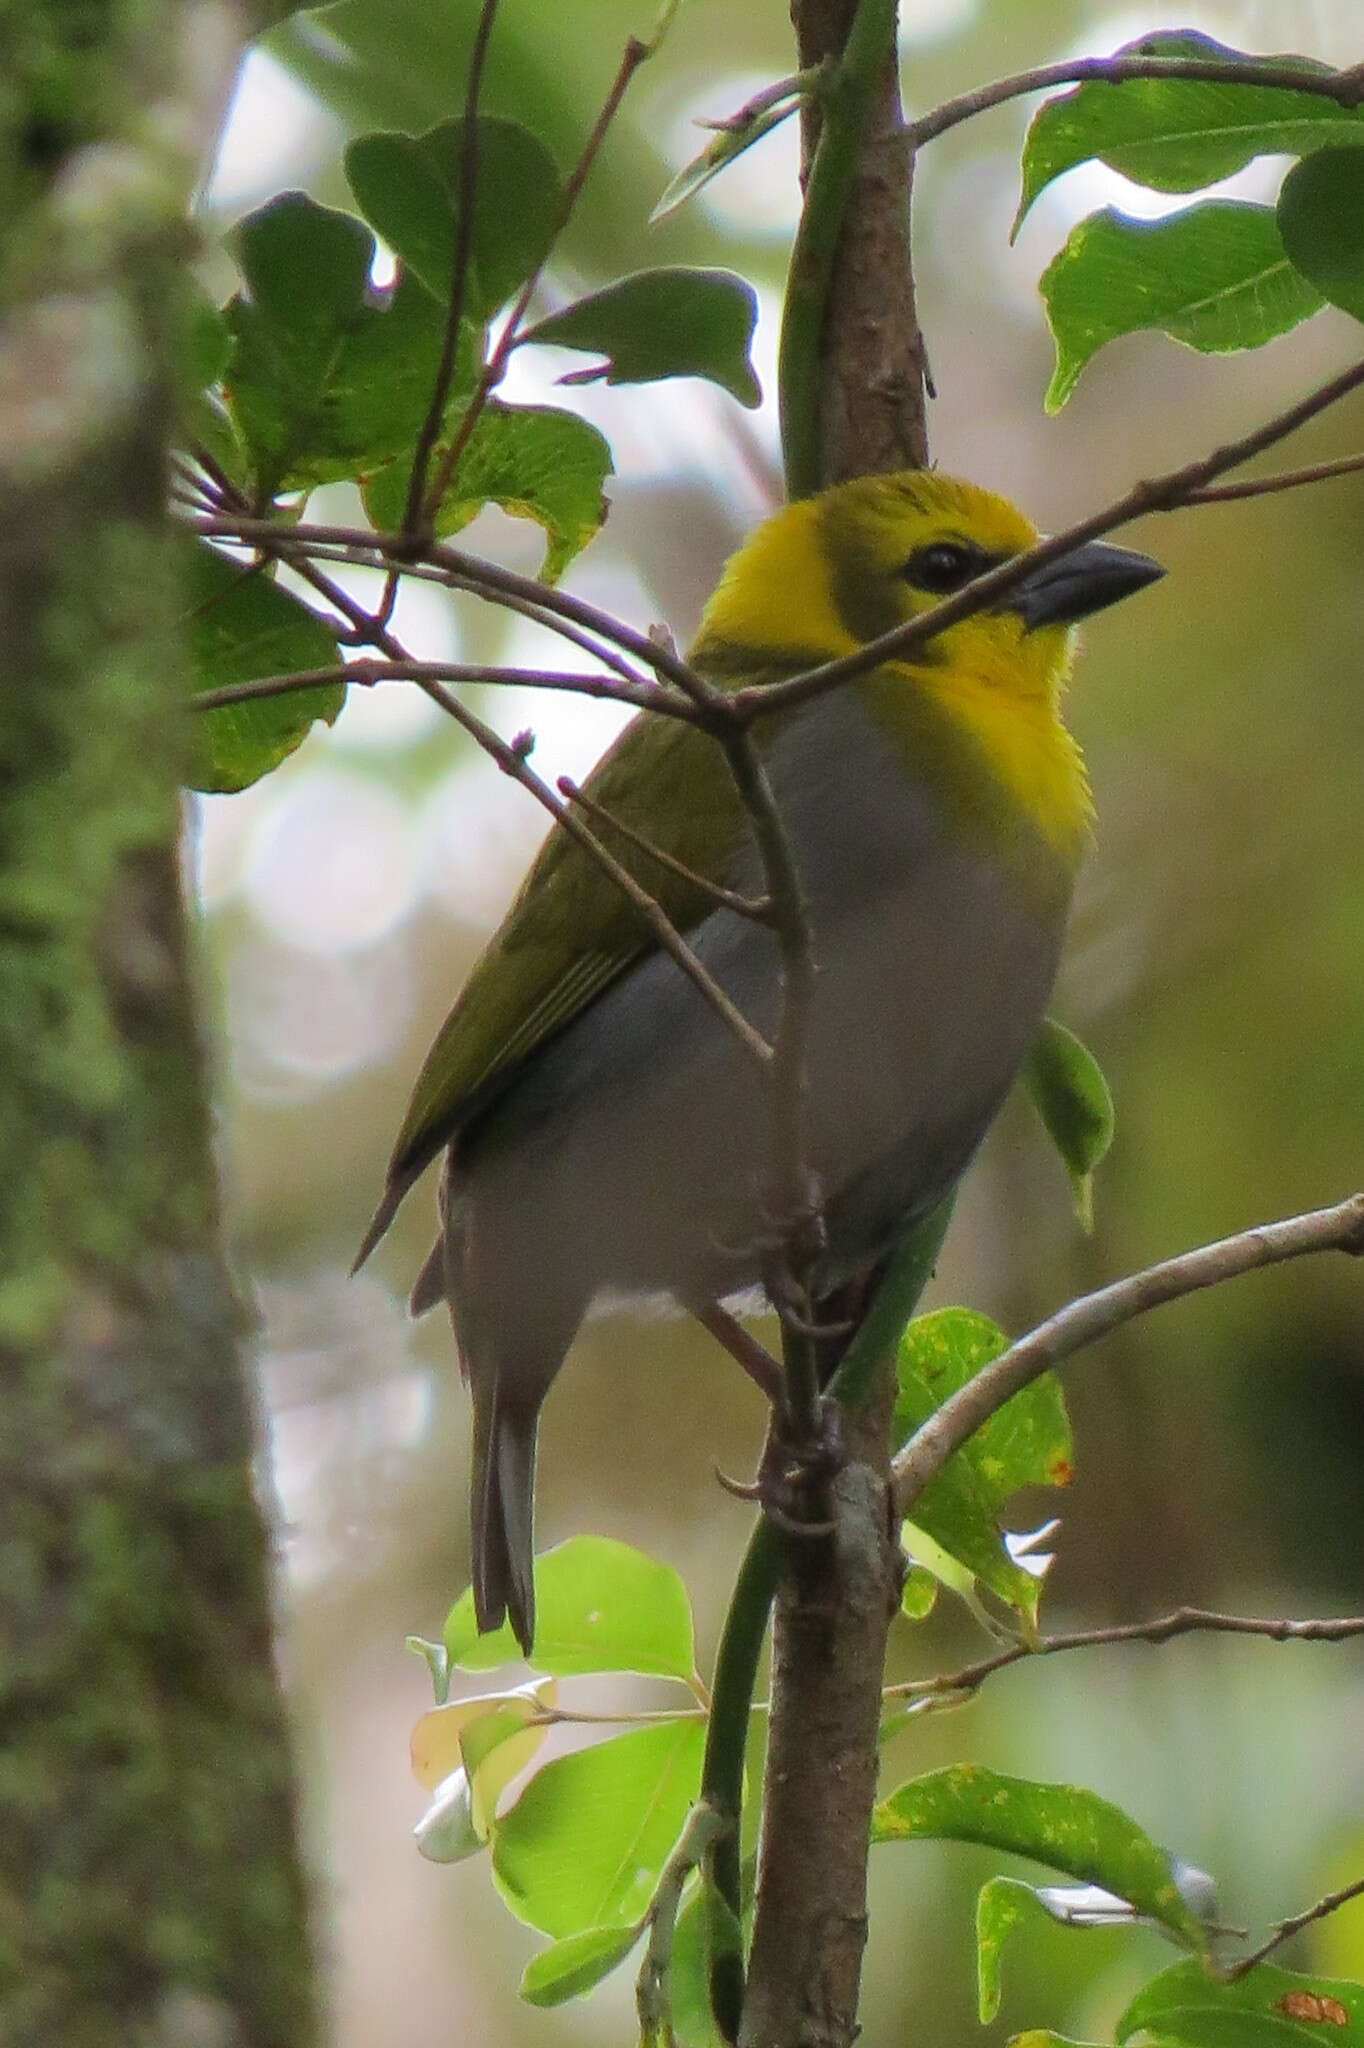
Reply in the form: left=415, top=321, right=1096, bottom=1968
left=904, top=541, right=979, bottom=594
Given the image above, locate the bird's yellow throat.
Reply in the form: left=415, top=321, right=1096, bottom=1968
left=693, top=483, right=1093, bottom=865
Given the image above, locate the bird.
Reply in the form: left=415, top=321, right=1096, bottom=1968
left=355, top=469, right=1163, bottom=1653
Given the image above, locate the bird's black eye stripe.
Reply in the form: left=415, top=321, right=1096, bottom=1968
left=903, top=540, right=987, bottom=594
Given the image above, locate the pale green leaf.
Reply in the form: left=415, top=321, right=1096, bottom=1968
left=445, top=1536, right=697, bottom=1682
left=520, top=1925, right=644, bottom=2007
left=493, top=1720, right=705, bottom=1938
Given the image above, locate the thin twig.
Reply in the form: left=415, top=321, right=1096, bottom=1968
left=1227, top=1874, right=1364, bottom=1980
left=719, top=730, right=824, bottom=1438
left=893, top=1194, right=1364, bottom=1514
left=559, top=776, right=773, bottom=917
left=191, top=658, right=684, bottom=717
left=220, top=528, right=660, bottom=690
left=183, top=513, right=721, bottom=708
left=909, top=53, right=1364, bottom=148
left=887, top=1607, right=1364, bottom=1708
left=1185, top=451, right=1364, bottom=505
left=424, top=29, right=656, bottom=520
left=528, top=1704, right=707, bottom=1727
left=401, top=0, right=500, bottom=544
left=731, top=356, right=1364, bottom=721
left=694, top=1302, right=786, bottom=1403
left=185, top=352, right=1364, bottom=726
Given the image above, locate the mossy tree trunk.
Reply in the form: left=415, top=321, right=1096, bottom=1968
left=0, top=8, right=319, bottom=2044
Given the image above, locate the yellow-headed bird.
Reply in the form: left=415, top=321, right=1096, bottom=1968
left=356, top=471, right=1162, bottom=1651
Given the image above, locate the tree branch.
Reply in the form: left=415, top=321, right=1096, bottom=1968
left=1228, top=1875, right=1364, bottom=1981
left=190, top=656, right=688, bottom=717
left=909, top=53, right=1364, bottom=148
left=888, top=1606, right=1364, bottom=1710
left=732, top=355, right=1364, bottom=718
left=893, top=1194, right=1364, bottom=1514
left=425, top=27, right=657, bottom=518
left=1184, top=451, right=1364, bottom=505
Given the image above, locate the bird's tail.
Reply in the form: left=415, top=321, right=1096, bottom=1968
left=470, top=1383, right=540, bottom=1656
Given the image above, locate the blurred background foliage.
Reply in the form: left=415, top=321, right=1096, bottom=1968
left=192, top=0, right=1364, bottom=2040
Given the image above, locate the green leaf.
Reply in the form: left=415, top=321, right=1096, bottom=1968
left=363, top=399, right=611, bottom=580
left=978, top=1876, right=1057, bottom=2023
left=1023, top=1018, right=1115, bottom=1230
left=1008, top=2036, right=1114, bottom=2048
left=893, top=1308, right=1072, bottom=1631
left=1279, top=148, right=1364, bottom=322
left=493, top=1720, right=705, bottom=1938
left=872, top=1766, right=1211, bottom=1955
left=1120, top=1961, right=1364, bottom=2048
left=184, top=544, right=343, bottom=793
left=667, top=1880, right=743, bottom=2048
left=900, top=1562, right=939, bottom=1620
left=445, top=1536, right=698, bottom=1681
left=224, top=192, right=480, bottom=496
left=173, top=280, right=232, bottom=399
left=520, top=1924, right=644, bottom=2007
left=524, top=269, right=762, bottom=407
left=223, top=192, right=372, bottom=495
left=652, top=100, right=799, bottom=223
left=1016, top=33, right=1360, bottom=232
left=1041, top=201, right=1324, bottom=410
left=344, top=118, right=562, bottom=316
left=980, top=1867, right=1216, bottom=2024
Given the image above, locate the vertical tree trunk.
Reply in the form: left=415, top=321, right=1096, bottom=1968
left=0, top=9, right=320, bottom=2044
left=740, top=2, right=929, bottom=2042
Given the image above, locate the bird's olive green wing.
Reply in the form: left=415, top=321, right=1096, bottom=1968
left=354, top=707, right=751, bottom=1263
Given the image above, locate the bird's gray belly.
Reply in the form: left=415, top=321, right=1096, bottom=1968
left=457, top=697, right=1069, bottom=1312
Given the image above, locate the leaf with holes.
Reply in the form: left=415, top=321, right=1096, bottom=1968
left=184, top=544, right=343, bottom=792
left=1041, top=201, right=1323, bottom=409
left=524, top=269, right=761, bottom=406
left=1120, top=1960, right=1364, bottom=2048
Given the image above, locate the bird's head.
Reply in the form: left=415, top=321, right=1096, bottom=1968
left=691, top=470, right=1163, bottom=704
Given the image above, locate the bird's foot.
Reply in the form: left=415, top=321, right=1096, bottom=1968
left=715, top=1396, right=845, bottom=1539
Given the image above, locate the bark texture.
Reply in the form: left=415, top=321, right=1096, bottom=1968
left=793, top=0, right=930, bottom=481
left=739, top=3, right=929, bottom=2042
left=0, top=9, right=319, bottom=2046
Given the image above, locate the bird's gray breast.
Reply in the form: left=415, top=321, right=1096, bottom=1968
left=460, top=690, right=1070, bottom=1305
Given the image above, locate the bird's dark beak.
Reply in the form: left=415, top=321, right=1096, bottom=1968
left=1011, top=540, right=1164, bottom=629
